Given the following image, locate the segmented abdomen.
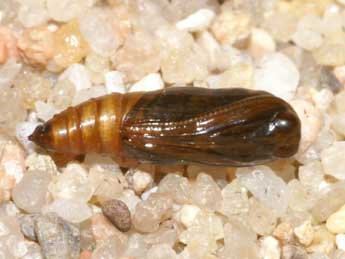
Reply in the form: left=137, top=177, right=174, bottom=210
left=29, top=87, right=301, bottom=167
left=48, top=93, right=124, bottom=155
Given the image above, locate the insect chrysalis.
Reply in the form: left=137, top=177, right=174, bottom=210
left=29, top=87, right=301, bottom=167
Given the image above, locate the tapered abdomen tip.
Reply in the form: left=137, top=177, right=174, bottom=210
left=28, top=124, right=54, bottom=151
left=28, top=133, right=34, bottom=141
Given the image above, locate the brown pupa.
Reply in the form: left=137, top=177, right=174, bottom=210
left=29, top=87, right=301, bottom=167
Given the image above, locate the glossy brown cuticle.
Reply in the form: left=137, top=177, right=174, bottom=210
left=29, top=87, right=301, bottom=167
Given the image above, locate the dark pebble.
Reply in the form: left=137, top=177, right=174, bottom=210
left=101, top=199, right=132, bottom=232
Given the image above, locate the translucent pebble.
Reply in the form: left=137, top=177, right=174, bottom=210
left=113, top=31, right=160, bottom=82
left=5, top=234, right=27, bottom=258
left=104, top=2, right=131, bottom=40
left=91, top=213, right=128, bottom=245
left=84, top=153, right=121, bottom=172
left=141, top=186, right=158, bottom=201
left=254, top=52, right=299, bottom=101
left=18, top=4, right=49, bottom=28
left=307, top=226, right=335, bottom=255
left=147, top=244, right=177, bottom=259
left=273, top=222, right=294, bottom=243
left=79, top=9, right=121, bottom=57
left=48, top=79, right=76, bottom=111
left=290, top=100, right=322, bottom=153
left=281, top=245, right=308, bottom=259
left=196, top=31, right=232, bottom=72
left=14, top=71, right=52, bottom=109
left=129, top=73, right=164, bottom=93
left=72, top=86, right=107, bottom=106
left=117, top=190, right=141, bottom=215
left=53, top=19, right=90, bottom=68
left=59, top=64, right=92, bottom=91
left=0, top=88, right=26, bottom=135
left=333, top=249, right=345, bottom=259
left=43, top=198, right=92, bottom=223
left=92, top=236, right=126, bottom=259
left=322, top=7, right=343, bottom=36
left=220, top=222, right=259, bottom=259
left=0, top=202, right=20, bottom=217
left=321, top=142, right=345, bottom=180
left=18, top=214, right=39, bottom=241
left=131, top=170, right=153, bottom=195
left=158, top=174, right=190, bottom=204
left=326, top=204, right=345, bottom=234
left=176, top=9, right=215, bottom=32
left=167, top=0, right=218, bottom=22
left=178, top=204, right=201, bottom=228
left=249, top=28, right=276, bottom=60
left=335, top=234, right=345, bottom=250
left=313, top=43, right=345, bottom=66
left=48, top=163, right=93, bottom=202
left=0, top=217, right=14, bottom=237
left=25, top=153, right=58, bottom=176
left=22, top=241, right=42, bottom=259
left=236, top=166, right=289, bottom=217
left=207, top=63, right=253, bottom=89
left=294, top=219, right=314, bottom=246
left=47, top=0, right=90, bottom=22
left=35, top=101, right=56, bottom=121
left=263, top=11, right=297, bottom=43
left=0, top=141, right=26, bottom=196
left=11, top=240, right=28, bottom=258
left=190, top=173, right=222, bottom=211
left=288, top=179, right=317, bottom=212
left=311, top=182, right=345, bottom=222
left=89, top=166, right=125, bottom=203
left=12, top=170, right=51, bottom=213
left=180, top=210, right=224, bottom=245
left=132, top=0, right=169, bottom=32
left=248, top=198, right=277, bottom=235
left=181, top=229, right=217, bottom=258
left=0, top=0, right=19, bottom=25
left=132, top=193, right=173, bottom=233
left=145, top=221, right=178, bottom=248
left=124, top=233, right=148, bottom=258
left=0, top=245, right=11, bottom=259
left=160, top=37, right=208, bottom=84
left=105, top=71, right=125, bottom=94
left=15, top=0, right=44, bottom=8
left=292, top=14, right=323, bottom=51
left=218, top=179, right=249, bottom=221
left=16, top=121, right=39, bottom=153
left=259, top=236, right=280, bottom=259
left=211, top=10, right=252, bottom=45
left=17, top=24, right=55, bottom=67
left=311, top=88, right=334, bottom=111
left=85, top=52, right=109, bottom=84
left=0, top=25, right=18, bottom=64
left=313, top=129, right=335, bottom=157
left=0, top=60, right=22, bottom=88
